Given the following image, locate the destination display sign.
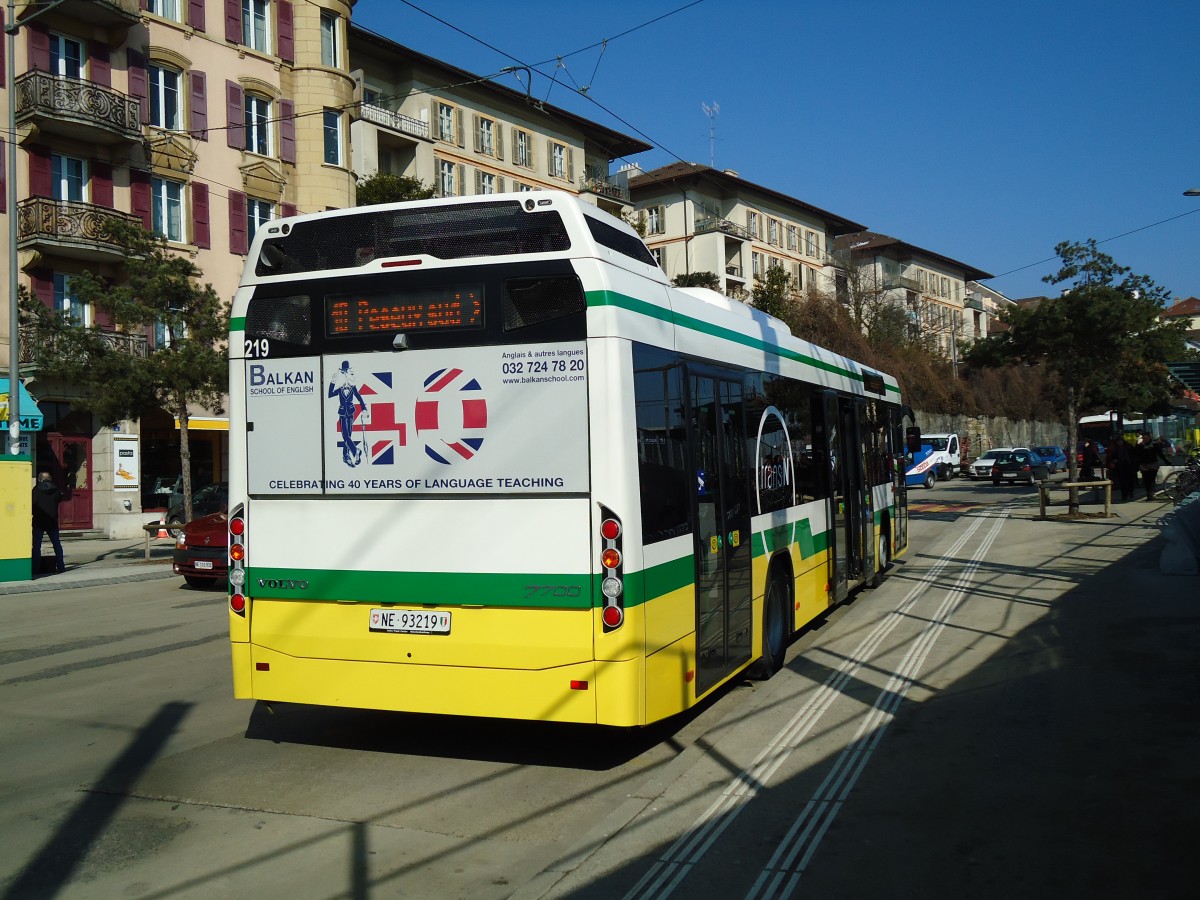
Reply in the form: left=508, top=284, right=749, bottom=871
left=327, top=285, right=483, bottom=336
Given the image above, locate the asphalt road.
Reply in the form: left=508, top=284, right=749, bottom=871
left=2, top=478, right=1196, bottom=899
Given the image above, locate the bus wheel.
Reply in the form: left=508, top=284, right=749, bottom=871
left=752, top=570, right=789, bottom=680
left=870, top=531, right=890, bottom=588
left=923, top=472, right=935, bottom=489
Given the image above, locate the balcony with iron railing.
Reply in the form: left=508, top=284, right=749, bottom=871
left=695, top=216, right=754, bottom=241
left=15, top=70, right=143, bottom=144
left=22, top=0, right=142, bottom=28
left=18, top=197, right=143, bottom=264
left=19, top=323, right=149, bottom=370
left=357, top=103, right=431, bottom=141
left=578, top=175, right=630, bottom=203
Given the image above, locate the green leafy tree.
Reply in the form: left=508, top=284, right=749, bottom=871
left=35, top=219, right=229, bottom=522
left=965, top=240, right=1189, bottom=509
left=355, top=172, right=435, bottom=206
left=672, top=271, right=721, bottom=290
left=750, top=266, right=796, bottom=321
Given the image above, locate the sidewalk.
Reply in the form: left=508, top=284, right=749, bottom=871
left=0, top=530, right=177, bottom=595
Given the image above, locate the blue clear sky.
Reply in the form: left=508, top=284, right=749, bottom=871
left=353, top=0, right=1200, bottom=304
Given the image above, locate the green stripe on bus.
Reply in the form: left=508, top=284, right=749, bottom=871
left=231, top=316, right=246, bottom=332
left=752, top=520, right=826, bottom=558
left=247, top=567, right=594, bottom=608
left=587, top=289, right=901, bottom=396
left=642, top=553, right=694, bottom=600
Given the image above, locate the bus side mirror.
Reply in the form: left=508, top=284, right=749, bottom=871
left=906, top=427, right=922, bottom=454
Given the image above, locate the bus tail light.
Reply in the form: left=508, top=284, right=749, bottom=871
left=599, top=507, right=624, bottom=633
left=229, top=505, right=247, bottom=618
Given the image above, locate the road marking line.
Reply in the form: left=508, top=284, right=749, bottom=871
left=623, top=507, right=1011, bottom=900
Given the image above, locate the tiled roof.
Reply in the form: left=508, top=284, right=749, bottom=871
left=1164, top=296, right=1200, bottom=317
left=835, top=230, right=994, bottom=283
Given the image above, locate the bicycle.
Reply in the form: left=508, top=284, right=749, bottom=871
left=1161, top=456, right=1200, bottom=504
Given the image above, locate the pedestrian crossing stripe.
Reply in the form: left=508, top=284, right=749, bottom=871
left=909, top=501, right=986, bottom=513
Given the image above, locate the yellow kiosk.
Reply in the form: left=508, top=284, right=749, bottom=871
left=1, top=379, right=43, bottom=583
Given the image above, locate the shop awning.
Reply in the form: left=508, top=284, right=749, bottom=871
left=0, top=379, right=44, bottom=431
left=174, top=416, right=229, bottom=431
left=1167, top=361, right=1200, bottom=395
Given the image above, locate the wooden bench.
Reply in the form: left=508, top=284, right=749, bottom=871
left=1036, top=480, right=1113, bottom=518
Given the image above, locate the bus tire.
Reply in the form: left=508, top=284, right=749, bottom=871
left=870, top=528, right=890, bottom=588
left=751, top=568, right=790, bottom=680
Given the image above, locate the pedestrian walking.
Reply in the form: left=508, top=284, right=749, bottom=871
left=32, top=471, right=65, bottom=575
left=1080, top=438, right=1101, bottom=481
left=1134, top=431, right=1169, bottom=500
left=1107, top=436, right=1136, bottom=502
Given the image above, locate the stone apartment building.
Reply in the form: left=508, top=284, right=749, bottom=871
left=626, top=162, right=867, bottom=299
left=832, top=231, right=994, bottom=366
left=1, top=0, right=356, bottom=536
left=346, top=24, right=651, bottom=218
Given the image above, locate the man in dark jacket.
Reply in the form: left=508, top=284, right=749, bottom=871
left=32, top=471, right=65, bottom=574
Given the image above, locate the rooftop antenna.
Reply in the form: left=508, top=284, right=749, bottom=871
left=701, top=101, right=719, bottom=168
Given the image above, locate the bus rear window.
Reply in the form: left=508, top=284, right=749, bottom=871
left=255, top=201, right=571, bottom=276
left=245, top=294, right=312, bottom=346
left=502, top=276, right=584, bottom=331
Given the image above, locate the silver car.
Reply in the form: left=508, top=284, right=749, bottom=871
left=968, top=448, right=1013, bottom=479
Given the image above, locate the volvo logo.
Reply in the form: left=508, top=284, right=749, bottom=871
left=257, top=578, right=310, bottom=590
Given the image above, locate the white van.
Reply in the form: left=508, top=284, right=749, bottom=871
left=915, top=432, right=961, bottom=480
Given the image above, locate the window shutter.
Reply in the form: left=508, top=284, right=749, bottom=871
left=189, top=70, right=208, bottom=140
left=127, top=48, right=149, bottom=125
left=657, top=205, right=665, bottom=232
left=31, top=269, right=54, bottom=311
left=430, top=99, right=439, bottom=136
left=281, top=202, right=297, bottom=218
left=496, top=176, right=505, bottom=193
left=473, top=114, right=481, bottom=152
left=279, top=99, right=296, bottom=162
left=277, top=1, right=294, bottom=63
left=474, top=169, right=482, bottom=194
left=93, top=295, right=115, bottom=330
left=192, top=182, right=210, bottom=248
left=566, top=148, right=574, bottom=183
left=0, top=138, right=5, bottom=214
left=226, top=80, right=245, bottom=149
left=28, top=24, right=50, bottom=72
left=228, top=190, right=248, bottom=254
left=89, top=42, right=111, bottom=87
left=130, top=170, right=152, bottom=229
left=455, top=109, right=464, bottom=147
left=494, top=123, right=504, bottom=160
left=28, top=145, right=51, bottom=197
left=456, top=164, right=465, bottom=196
left=188, top=0, right=206, bottom=30
left=92, top=161, right=114, bottom=208
left=546, top=139, right=553, bottom=175
left=0, top=10, right=4, bottom=75
left=224, top=0, right=240, bottom=43
left=511, top=129, right=518, bottom=163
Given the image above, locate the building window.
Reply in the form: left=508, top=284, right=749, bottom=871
left=768, top=218, right=779, bottom=246
left=245, top=93, right=272, bottom=156
left=323, top=109, right=343, bottom=165
left=439, top=160, right=456, bottom=196
left=437, top=102, right=457, bottom=143
left=650, top=247, right=664, bottom=268
left=478, top=172, right=496, bottom=194
left=247, top=197, right=274, bottom=244
left=49, top=32, right=84, bottom=79
left=148, top=64, right=182, bottom=130
left=550, top=142, right=567, bottom=179
left=787, top=224, right=798, bottom=251
left=747, top=210, right=760, bottom=240
left=151, top=176, right=184, bottom=242
left=805, top=231, right=818, bottom=257
left=515, top=181, right=532, bottom=192
left=51, top=154, right=87, bottom=202
left=514, top=129, right=532, bottom=168
left=476, top=116, right=496, bottom=157
left=752, top=252, right=763, bottom=278
left=148, top=0, right=181, bottom=21
left=941, top=276, right=949, bottom=298
left=54, top=273, right=88, bottom=326
left=646, top=205, right=664, bottom=235
left=320, top=11, right=339, bottom=67
left=242, top=0, right=270, bottom=52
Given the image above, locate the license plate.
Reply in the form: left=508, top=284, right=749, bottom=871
left=194, top=560, right=214, bottom=570
left=369, top=608, right=451, bottom=635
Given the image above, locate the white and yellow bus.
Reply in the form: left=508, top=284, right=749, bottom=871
left=225, top=191, right=911, bottom=726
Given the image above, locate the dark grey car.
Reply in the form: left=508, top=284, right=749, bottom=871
left=990, top=450, right=1050, bottom=485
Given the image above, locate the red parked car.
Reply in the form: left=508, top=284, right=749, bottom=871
left=173, top=512, right=228, bottom=588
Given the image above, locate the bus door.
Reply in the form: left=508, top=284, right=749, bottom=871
left=690, top=372, right=753, bottom=695
left=822, top=393, right=868, bottom=600
left=853, top=399, right=876, bottom=580
left=890, top=407, right=910, bottom=553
